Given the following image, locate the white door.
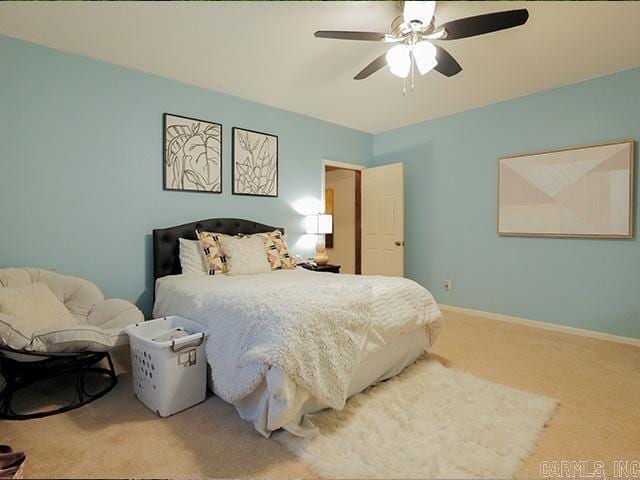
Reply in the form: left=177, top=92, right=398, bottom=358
left=361, top=163, right=404, bottom=276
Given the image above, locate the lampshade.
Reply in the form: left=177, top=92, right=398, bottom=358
left=386, top=44, right=411, bottom=79
left=413, top=41, right=438, bottom=75
left=305, top=214, right=333, bottom=234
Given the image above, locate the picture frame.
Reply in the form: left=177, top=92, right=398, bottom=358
left=163, top=113, right=222, bottom=194
left=498, top=139, right=634, bottom=238
left=232, top=127, right=278, bottom=197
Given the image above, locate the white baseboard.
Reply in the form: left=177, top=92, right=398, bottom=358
left=439, top=304, right=640, bottom=347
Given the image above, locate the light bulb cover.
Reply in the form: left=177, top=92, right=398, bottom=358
left=413, top=41, right=438, bottom=75
left=403, top=1, right=436, bottom=25
left=386, top=44, right=411, bottom=78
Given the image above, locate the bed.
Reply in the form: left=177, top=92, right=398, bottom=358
left=152, top=218, right=443, bottom=437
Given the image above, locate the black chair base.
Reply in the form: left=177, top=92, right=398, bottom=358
left=0, top=348, right=117, bottom=420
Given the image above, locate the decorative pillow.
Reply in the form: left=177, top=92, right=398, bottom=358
left=179, top=238, right=208, bottom=275
left=0, top=283, right=78, bottom=351
left=0, top=283, right=77, bottom=332
left=218, top=235, right=272, bottom=276
left=252, top=230, right=296, bottom=270
left=196, top=230, right=229, bottom=275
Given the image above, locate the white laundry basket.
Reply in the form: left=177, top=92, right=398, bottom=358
left=126, top=316, right=210, bottom=417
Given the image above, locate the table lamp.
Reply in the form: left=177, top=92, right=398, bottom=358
left=305, top=214, right=333, bottom=265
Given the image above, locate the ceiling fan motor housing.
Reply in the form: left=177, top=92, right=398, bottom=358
left=391, top=15, right=435, bottom=38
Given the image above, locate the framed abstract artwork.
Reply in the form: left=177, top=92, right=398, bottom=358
left=232, top=127, right=278, bottom=197
left=498, top=140, right=634, bottom=238
left=163, top=113, right=222, bottom=193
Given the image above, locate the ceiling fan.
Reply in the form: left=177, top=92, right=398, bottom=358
left=314, top=1, right=529, bottom=90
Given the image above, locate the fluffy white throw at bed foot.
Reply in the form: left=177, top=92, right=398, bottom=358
left=154, top=270, right=443, bottom=412
left=274, top=358, right=557, bottom=479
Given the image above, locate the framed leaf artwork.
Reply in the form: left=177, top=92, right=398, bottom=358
left=232, top=127, right=278, bottom=197
left=163, top=113, right=222, bottom=193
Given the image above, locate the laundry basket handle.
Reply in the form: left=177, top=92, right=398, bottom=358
left=170, top=333, right=205, bottom=353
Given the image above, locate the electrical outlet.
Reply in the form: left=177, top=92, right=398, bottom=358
left=444, top=280, right=453, bottom=291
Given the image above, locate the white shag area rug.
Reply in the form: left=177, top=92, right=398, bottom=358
left=274, top=358, right=556, bottom=479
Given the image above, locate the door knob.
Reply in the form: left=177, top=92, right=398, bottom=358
left=394, top=240, right=405, bottom=246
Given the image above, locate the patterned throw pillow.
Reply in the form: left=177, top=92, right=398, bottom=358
left=252, top=230, right=296, bottom=271
left=196, top=230, right=229, bottom=275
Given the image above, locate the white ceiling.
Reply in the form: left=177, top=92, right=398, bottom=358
left=2, top=1, right=640, bottom=133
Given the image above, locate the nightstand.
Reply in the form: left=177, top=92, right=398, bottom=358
left=299, top=263, right=341, bottom=274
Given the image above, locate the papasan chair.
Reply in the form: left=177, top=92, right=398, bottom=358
left=0, top=268, right=143, bottom=420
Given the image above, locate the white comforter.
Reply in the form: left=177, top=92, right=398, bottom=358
left=153, top=269, right=443, bottom=412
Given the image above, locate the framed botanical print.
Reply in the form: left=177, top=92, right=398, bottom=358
left=498, top=140, right=634, bottom=238
left=232, top=127, right=278, bottom=197
left=163, top=113, right=222, bottom=193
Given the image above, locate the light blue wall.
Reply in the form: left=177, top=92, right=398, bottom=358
left=373, top=68, right=640, bottom=339
left=3, top=34, right=638, bottom=338
left=0, top=35, right=372, bottom=315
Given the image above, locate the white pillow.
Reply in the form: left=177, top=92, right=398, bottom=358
left=0, top=283, right=77, bottom=331
left=0, top=283, right=76, bottom=351
left=179, top=238, right=208, bottom=275
left=219, top=235, right=271, bottom=276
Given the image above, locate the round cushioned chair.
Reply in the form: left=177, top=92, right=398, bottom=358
left=0, top=268, right=143, bottom=420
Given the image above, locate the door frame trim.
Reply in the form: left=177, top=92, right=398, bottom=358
left=322, top=159, right=366, bottom=172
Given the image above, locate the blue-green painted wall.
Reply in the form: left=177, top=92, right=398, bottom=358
left=0, top=35, right=372, bottom=315
left=373, top=68, right=640, bottom=339
left=2, top=34, right=638, bottom=338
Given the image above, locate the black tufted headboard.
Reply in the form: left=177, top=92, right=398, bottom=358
left=152, top=218, right=284, bottom=284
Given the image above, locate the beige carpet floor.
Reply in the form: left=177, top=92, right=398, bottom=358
left=3, top=309, right=639, bottom=478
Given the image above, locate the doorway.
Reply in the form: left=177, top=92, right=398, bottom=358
left=323, top=161, right=362, bottom=274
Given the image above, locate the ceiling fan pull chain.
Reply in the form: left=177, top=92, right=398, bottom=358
left=402, top=76, right=407, bottom=96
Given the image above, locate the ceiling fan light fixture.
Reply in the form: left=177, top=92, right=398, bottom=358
left=314, top=4, right=529, bottom=86
left=412, top=40, right=438, bottom=75
left=403, top=1, right=436, bottom=26
left=386, top=44, right=411, bottom=78
left=415, top=56, right=438, bottom=76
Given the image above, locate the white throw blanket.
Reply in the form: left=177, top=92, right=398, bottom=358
left=154, top=270, right=443, bottom=410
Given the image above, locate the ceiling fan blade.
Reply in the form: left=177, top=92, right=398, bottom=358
left=433, top=45, right=462, bottom=77
left=354, top=52, right=388, bottom=80
left=314, top=31, right=386, bottom=41
left=439, top=9, right=529, bottom=40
